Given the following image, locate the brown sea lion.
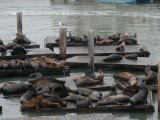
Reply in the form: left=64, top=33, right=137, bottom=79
left=96, top=94, right=130, bottom=106
left=74, top=77, right=102, bottom=87
left=102, top=86, right=117, bottom=100
left=113, top=72, right=135, bottom=81
left=115, top=42, right=125, bottom=52
left=21, top=95, right=42, bottom=110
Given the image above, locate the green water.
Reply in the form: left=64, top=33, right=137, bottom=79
left=0, top=0, right=160, bottom=119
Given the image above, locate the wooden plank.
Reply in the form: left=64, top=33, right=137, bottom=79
left=21, top=104, right=154, bottom=113
left=66, top=56, right=157, bottom=70
left=0, top=48, right=54, bottom=59
left=53, top=45, right=150, bottom=57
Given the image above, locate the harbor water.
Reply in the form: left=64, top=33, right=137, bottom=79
left=0, top=0, right=160, bottom=119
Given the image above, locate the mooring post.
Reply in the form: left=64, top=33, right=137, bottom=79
left=158, top=62, right=160, bottom=112
left=87, top=30, right=95, bottom=72
left=59, top=27, right=67, bottom=59
left=17, top=12, right=22, bottom=35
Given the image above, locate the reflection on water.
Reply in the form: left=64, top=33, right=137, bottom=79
left=0, top=0, right=159, bottom=119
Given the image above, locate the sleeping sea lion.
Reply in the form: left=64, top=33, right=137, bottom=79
left=102, top=86, right=117, bottom=100
left=108, top=33, right=121, bottom=42
left=125, top=54, right=138, bottom=60
left=76, top=97, right=92, bottom=108
left=103, top=54, right=123, bottom=62
left=73, top=87, right=93, bottom=97
left=62, top=93, right=86, bottom=102
left=113, top=72, right=135, bottom=81
left=74, top=77, right=102, bottom=87
left=96, top=94, right=130, bottom=106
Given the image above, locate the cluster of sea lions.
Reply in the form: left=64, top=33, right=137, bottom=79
left=0, top=56, right=65, bottom=70
left=55, top=32, right=137, bottom=45
left=20, top=73, right=69, bottom=110
left=0, top=33, right=31, bottom=51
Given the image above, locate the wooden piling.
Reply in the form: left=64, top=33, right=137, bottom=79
left=87, top=30, right=95, bottom=72
left=17, top=12, right=23, bottom=34
left=158, top=63, right=160, bottom=112
left=59, top=27, right=67, bottom=59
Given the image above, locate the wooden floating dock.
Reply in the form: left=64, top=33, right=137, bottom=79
left=53, top=45, right=150, bottom=58
left=21, top=104, right=154, bottom=113
left=0, top=48, right=54, bottom=59
left=0, top=67, right=70, bottom=78
left=66, top=56, right=157, bottom=70
left=44, top=36, right=138, bottom=49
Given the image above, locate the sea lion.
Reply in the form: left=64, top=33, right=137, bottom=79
left=14, top=33, right=31, bottom=45
left=95, top=36, right=113, bottom=45
left=40, top=98, right=61, bottom=108
left=21, top=95, right=43, bottom=110
left=2, top=82, right=28, bottom=95
left=67, top=33, right=84, bottom=43
left=102, top=86, right=117, bottom=100
left=28, top=72, right=43, bottom=83
left=129, top=84, right=148, bottom=105
left=113, top=72, right=135, bottom=81
left=43, top=94, right=66, bottom=107
left=115, top=42, right=125, bottom=52
left=144, top=65, right=157, bottom=85
left=11, top=45, right=27, bottom=55
left=0, top=39, right=3, bottom=45
left=6, top=42, right=17, bottom=49
left=103, top=54, right=123, bottom=62
left=35, top=85, right=50, bottom=96
left=76, top=97, right=92, bottom=108
left=125, top=54, right=138, bottom=60
left=96, top=94, right=130, bottom=106
left=0, top=45, right=7, bottom=52
left=20, top=85, right=36, bottom=104
left=108, top=33, right=121, bottom=42
left=74, top=77, right=102, bottom=87
left=62, top=93, right=86, bottom=102
left=90, top=91, right=102, bottom=102
left=73, top=88, right=93, bottom=97
left=118, top=37, right=137, bottom=45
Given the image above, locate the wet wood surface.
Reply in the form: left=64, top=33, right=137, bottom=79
left=66, top=56, right=157, bottom=70
left=53, top=45, right=150, bottom=57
